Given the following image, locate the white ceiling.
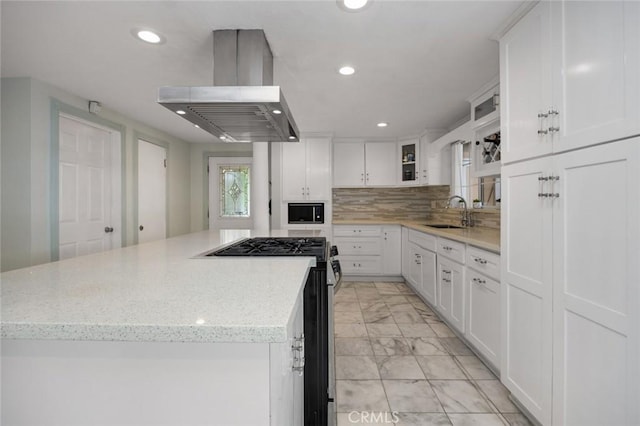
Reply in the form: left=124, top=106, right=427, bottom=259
left=1, top=1, right=525, bottom=144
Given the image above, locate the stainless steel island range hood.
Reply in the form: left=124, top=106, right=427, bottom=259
left=158, top=30, right=299, bottom=143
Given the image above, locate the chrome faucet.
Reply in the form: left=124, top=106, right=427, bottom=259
left=446, top=195, right=472, bottom=227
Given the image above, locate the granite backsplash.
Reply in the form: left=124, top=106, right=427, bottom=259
left=332, top=186, right=500, bottom=230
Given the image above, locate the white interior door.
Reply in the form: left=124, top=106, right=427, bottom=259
left=138, top=140, right=167, bottom=243
left=59, top=115, right=121, bottom=260
left=208, top=157, right=253, bottom=230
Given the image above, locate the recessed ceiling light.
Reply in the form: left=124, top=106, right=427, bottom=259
left=176, top=110, right=186, bottom=115
left=272, top=109, right=282, bottom=114
left=131, top=28, right=166, bottom=44
left=220, top=136, right=227, bottom=141
left=337, top=0, right=371, bottom=12
left=194, top=124, right=200, bottom=128
left=289, top=136, right=296, bottom=140
left=377, top=122, right=388, bottom=128
left=339, top=66, right=355, bottom=76
left=344, top=0, right=368, bottom=9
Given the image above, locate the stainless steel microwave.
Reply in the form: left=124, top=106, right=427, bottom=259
left=288, top=203, right=324, bottom=224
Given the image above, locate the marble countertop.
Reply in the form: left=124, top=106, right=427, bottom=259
left=333, top=220, right=500, bottom=253
left=1, top=229, right=323, bottom=344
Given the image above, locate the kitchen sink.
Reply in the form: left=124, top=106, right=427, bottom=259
left=423, top=223, right=465, bottom=229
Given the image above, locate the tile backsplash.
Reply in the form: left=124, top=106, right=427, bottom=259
left=332, top=186, right=500, bottom=229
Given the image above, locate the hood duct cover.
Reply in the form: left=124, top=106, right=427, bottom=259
left=158, top=30, right=300, bottom=143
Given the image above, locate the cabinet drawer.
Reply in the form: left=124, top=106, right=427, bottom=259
left=333, top=225, right=382, bottom=238
left=334, top=238, right=381, bottom=255
left=408, top=229, right=437, bottom=252
left=339, top=256, right=382, bottom=275
left=466, top=246, right=501, bottom=280
left=437, top=237, right=466, bottom=264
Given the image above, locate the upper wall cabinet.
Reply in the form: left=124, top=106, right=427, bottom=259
left=501, top=1, right=640, bottom=164
left=469, top=80, right=500, bottom=130
left=282, top=137, right=331, bottom=201
left=333, top=141, right=397, bottom=187
left=398, top=138, right=420, bottom=185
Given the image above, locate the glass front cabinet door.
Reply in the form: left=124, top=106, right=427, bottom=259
left=399, top=139, right=419, bottom=185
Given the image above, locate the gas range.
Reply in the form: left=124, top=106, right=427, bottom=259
left=208, top=237, right=327, bottom=261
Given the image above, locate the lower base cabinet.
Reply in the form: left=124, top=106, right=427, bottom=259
left=466, top=270, right=500, bottom=369
left=436, top=257, right=465, bottom=333
left=334, top=225, right=400, bottom=277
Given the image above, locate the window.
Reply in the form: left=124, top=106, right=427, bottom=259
left=219, top=165, right=250, bottom=217
left=451, top=141, right=501, bottom=207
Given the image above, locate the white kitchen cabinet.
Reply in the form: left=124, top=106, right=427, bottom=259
left=333, top=225, right=400, bottom=277
left=436, top=257, right=465, bottom=333
left=381, top=226, right=401, bottom=275
left=406, top=242, right=422, bottom=289
left=501, top=1, right=640, bottom=164
left=282, top=137, right=331, bottom=201
left=332, top=142, right=365, bottom=187
left=437, top=237, right=466, bottom=265
left=365, top=142, right=397, bottom=186
left=333, top=141, right=397, bottom=187
left=551, top=140, right=639, bottom=426
left=501, top=139, right=640, bottom=426
left=406, top=230, right=438, bottom=305
left=469, top=79, right=500, bottom=130
left=398, top=138, right=419, bottom=185
left=501, top=157, right=553, bottom=425
left=466, top=248, right=500, bottom=371
left=418, top=247, right=437, bottom=306
left=401, top=227, right=411, bottom=279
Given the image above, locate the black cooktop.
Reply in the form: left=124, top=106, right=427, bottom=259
left=209, top=237, right=326, bottom=261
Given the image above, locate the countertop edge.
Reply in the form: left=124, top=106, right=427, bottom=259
left=1, top=323, right=289, bottom=344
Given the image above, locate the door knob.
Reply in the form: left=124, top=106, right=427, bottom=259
left=104, top=226, right=114, bottom=233
left=139, top=225, right=144, bottom=231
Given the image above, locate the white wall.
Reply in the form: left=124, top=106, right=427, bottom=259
left=1, top=77, right=193, bottom=272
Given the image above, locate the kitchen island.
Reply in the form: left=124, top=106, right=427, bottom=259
left=1, top=229, right=320, bottom=426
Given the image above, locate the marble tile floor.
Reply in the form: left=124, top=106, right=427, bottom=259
left=334, top=281, right=533, bottom=426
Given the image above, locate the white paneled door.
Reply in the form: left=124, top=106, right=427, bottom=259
left=58, top=115, right=121, bottom=260
left=137, top=140, right=167, bottom=244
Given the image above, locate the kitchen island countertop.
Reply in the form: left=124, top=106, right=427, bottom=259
left=1, top=229, right=321, bottom=343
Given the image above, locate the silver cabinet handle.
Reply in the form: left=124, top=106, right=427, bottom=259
left=547, top=109, right=560, bottom=134
left=538, top=112, right=549, bottom=136
left=104, top=227, right=114, bottom=233
left=472, top=277, right=487, bottom=284
left=442, top=278, right=451, bottom=283
left=292, top=334, right=305, bottom=374
left=442, top=269, right=451, bottom=275
left=474, top=257, right=487, bottom=265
